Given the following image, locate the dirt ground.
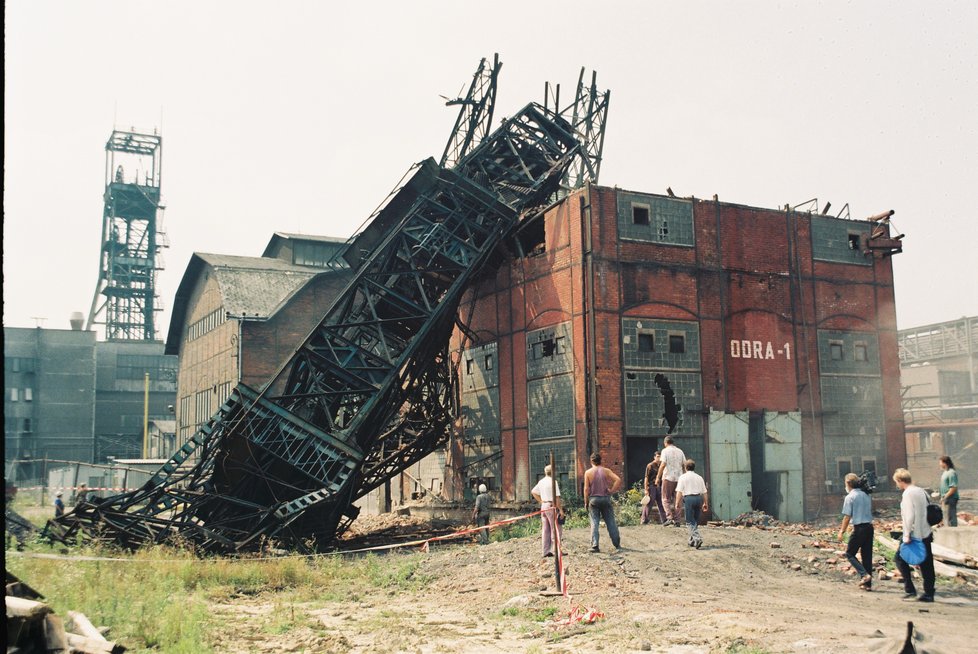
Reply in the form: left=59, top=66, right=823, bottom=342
left=207, top=504, right=978, bottom=654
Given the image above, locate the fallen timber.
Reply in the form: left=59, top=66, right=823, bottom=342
left=46, top=60, right=609, bottom=554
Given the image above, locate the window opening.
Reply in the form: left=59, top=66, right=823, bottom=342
left=848, top=233, right=861, bottom=251
left=658, top=219, right=669, bottom=239
left=554, top=336, right=566, bottom=355
left=632, top=205, right=650, bottom=225
left=669, top=334, right=685, bottom=354
left=830, top=341, right=844, bottom=361
left=466, top=359, right=474, bottom=375
left=516, top=219, right=546, bottom=258
left=919, top=433, right=932, bottom=451
left=638, top=333, right=655, bottom=352
left=854, top=343, right=868, bottom=362
left=861, top=458, right=877, bottom=474
left=837, top=458, right=853, bottom=479
left=484, top=354, right=493, bottom=371
left=24, top=388, right=33, bottom=402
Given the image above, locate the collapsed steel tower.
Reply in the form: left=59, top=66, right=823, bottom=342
left=50, top=57, right=609, bottom=553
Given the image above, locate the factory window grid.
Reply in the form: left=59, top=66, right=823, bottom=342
left=117, top=354, right=178, bottom=381
left=187, top=307, right=227, bottom=342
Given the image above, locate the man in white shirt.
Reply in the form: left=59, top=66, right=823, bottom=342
left=674, top=459, right=709, bottom=549
left=531, top=465, right=564, bottom=558
left=655, top=436, right=686, bottom=526
left=892, top=467, right=935, bottom=602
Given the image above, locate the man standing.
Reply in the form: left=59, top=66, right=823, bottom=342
left=939, top=456, right=959, bottom=527
left=892, top=468, right=935, bottom=602
left=837, top=473, right=874, bottom=590
left=531, top=466, right=564, bottom=557
left=472, top=484, right=492, bottom=545
left=674, top=459, right=709, bottom=549
left=583, top=453, right=622, bottom=553
left=656, top=436, right=686, bottom=526
left=642, top=451, right=665, bottom=525
left=54, top=491, right=65, bottom=518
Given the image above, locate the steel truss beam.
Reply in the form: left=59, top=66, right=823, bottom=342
left=50, top=62, right=606, bottom=554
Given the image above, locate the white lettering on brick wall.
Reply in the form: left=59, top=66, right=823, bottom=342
left=729, top=340, right=791, bottom=360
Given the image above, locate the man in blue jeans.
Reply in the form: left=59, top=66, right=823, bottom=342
left=583, top=452, right=622, bottom=552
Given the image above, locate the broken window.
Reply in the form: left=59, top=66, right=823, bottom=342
left=516, top=218, right=546, bottom=258
left=847, top=233, right=861, bottom=251
left=830, top=341, right=844, bottom=361
left=626, top=372, right=637, bottom=380
left=854, top=342, right=868, bottom=362
left=632, top=204, right=650, bottom=225
left=554, top=336, right=567, bottom=355
left=484, top=354, right=493, bottom=371
left=669, top=334, right=685, bottom=354
left=658, top=219, right=669, bottom=239
left=638, top=333, right=655, bottom=352
left=466, top=359, right=474, bottom=375
left=532, top=338, right=557, bottom=360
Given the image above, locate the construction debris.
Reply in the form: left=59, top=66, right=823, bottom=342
left=5, top=573, right=126, bottom=654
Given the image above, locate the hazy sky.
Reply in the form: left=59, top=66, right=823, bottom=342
left=5, top=1, right=977, bottom=336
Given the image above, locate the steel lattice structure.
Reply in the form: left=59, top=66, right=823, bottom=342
left=49, top=58, right=608, bottom=553
left=86, top=130, right=168, bottom=340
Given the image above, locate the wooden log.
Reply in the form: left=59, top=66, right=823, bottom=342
left=876, top=534, right=978, bottom=580
left=65, top=632, right=125, bottom=653
left=67, top=610, right=109, bottom=642
left=43, top=613, right=70, bottom=653
left=930, top=542, right=977, bottom=568
left=6, top=595, right=53, bottom=619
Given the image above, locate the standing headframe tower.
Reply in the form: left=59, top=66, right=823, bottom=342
left=86, top=129, right=167, bottom=340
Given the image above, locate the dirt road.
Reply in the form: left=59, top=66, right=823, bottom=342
left=209, top=517, right=978, bottom=653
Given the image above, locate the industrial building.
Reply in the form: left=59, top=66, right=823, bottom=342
left=450, top=184, right=905, bottom=520
left=900, top=315, right=977, bottom=488
left=164, top=234, right=351, bottom=442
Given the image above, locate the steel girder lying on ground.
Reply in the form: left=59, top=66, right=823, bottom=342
left=47, top=88, right=601, bottom=553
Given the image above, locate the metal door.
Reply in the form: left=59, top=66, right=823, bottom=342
left=763, top=411, right=804, bottom=522
left=708, top=410, right=752, bottom=520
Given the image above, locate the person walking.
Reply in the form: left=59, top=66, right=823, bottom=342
left=655, top=436, right=686, bottom=526
left=472, top=484, right=492, bottom=545
left=837, top=473, right=874, bottom=590
left=892, top=468, right=935, bottom=602
left=674, top=459, right=709, bottom=549
left=939, top=455, right=959, bottom=527
left=583, top=452, right=622, bottom=552
left=54, top=491, right=65, bottom=518
left=531, top=465, right=564, bottom=557
left=642, top=451, right=666, bottom=525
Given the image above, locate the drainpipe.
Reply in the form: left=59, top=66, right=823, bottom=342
left=580, top=187, right=599, bottom=461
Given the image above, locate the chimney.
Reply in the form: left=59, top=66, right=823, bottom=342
left=70, top=311, right=85, bottom=331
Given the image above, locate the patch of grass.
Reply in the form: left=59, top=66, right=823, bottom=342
left=6, top=541, right=432, bottom=652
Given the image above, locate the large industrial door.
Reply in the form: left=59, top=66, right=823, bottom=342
left=708, top=410, right=752, bottom=520
left=762, top=412, right=804, bottom=522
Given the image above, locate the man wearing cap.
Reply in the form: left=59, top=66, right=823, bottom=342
left=54, top=491, right=65, bottom=518
left=531, top=465, right=564, bottom=557
left=472, top=484, right=492, bottom=545
left=892, top=467, right=935, bottom=602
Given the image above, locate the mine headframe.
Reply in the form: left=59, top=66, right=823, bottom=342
left=49, top=64, right=604, bottom=553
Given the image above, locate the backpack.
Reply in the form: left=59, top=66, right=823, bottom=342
left=926, top=502, right=943, bottom=527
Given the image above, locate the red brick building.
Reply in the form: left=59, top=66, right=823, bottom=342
left=450, top=184, right=904, bottom=520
